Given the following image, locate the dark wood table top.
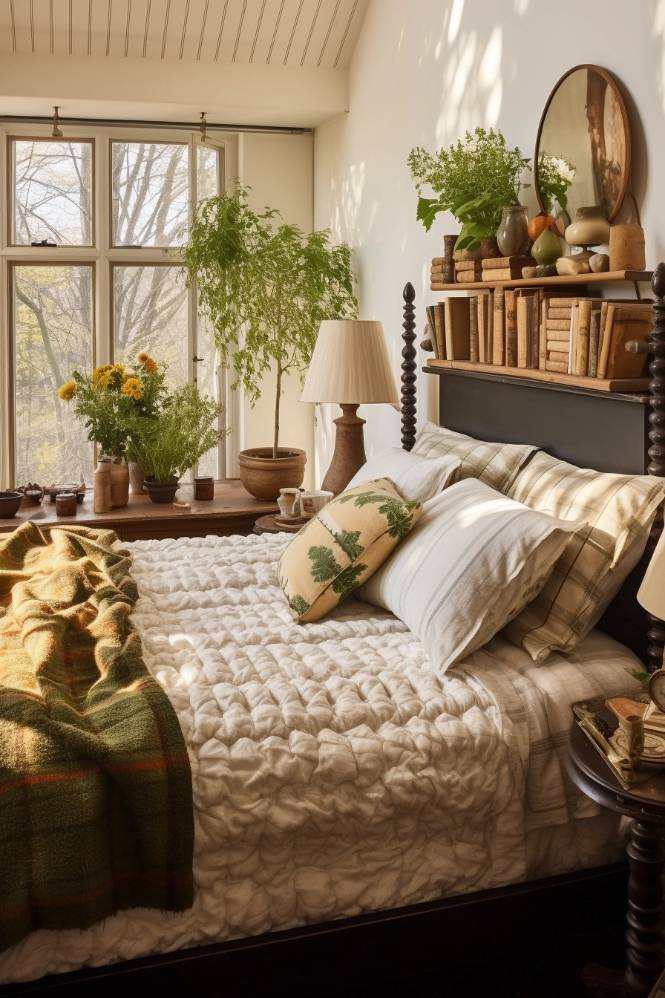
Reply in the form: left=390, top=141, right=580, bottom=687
left=0, top=480, right=278, bottom=541
left=568, top=722, right=665, bottom=821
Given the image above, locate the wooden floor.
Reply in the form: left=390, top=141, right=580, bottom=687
left=0, top=480, right=278, bottom=541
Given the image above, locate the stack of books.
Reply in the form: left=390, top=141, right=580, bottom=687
left=480, top=256, right=535, bottom=282
left=454, top=260, right=482, bottom=283
left=430, top=256, right=453, bottom=286
left=544, top=298, right=653, bottom=377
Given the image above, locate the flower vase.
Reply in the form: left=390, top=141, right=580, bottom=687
left=531, top=226, right=562, bottom=267
left=128, top=462, right=146, bottom=495
left=496, top=205, right=530, bottom=257
left=108, top=457, right=130, bottom=509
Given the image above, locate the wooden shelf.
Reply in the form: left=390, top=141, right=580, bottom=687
left=425, top=359, right=650, bottom=393
left=430, top=270, right=653, bottom=292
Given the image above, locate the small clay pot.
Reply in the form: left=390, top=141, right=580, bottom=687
left=238, top=447, right=306, bottom=501
left=194, top=476, right=215, bottom=501
left=55, top=492, right=77, bottom=517
left=145, top=477, right=179, bottom=504
left=0, top=490, right=22, bottom=518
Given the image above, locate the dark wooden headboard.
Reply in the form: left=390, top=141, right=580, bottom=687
left=399, top=268, right=665, bottom=669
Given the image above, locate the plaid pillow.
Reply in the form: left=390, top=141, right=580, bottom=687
left=412, top=422, right=537, bottom=493
left=504, top=450, right=665, bottom=660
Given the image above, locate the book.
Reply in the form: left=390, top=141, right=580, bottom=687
left=568, top=303, right=580, bottom=374
left=454, top=258, right=481, bottom=272
left=597, top=303, right=616, bottom=378
left=545, top=360, right=568, bottom=373
left=516, top=295, right=528, bottom=368
left=444, top=297, right=471, bottom=360
left=546, top=318, right=572, bottom=331
left=433, top=302, right=446, bottom=360
left=588, top=309, right=601, bottom=377
left=469, top=296, right=479, bottom=363
left=505, top=290, right=517, bottom=367
left=547, top=306, right=574, bottom=320
left=425, top=306, right=438, bottom=358
left=539, top=298, right=547, bottom=370
left=548, top=350, right=569, bottom=364
left=478, top=293, right=492, bottom=363
left=574, top=299, right=593, bottom=376
left=528, top=292, right=541, bottom=368
left=481, top=267, right=524, bottom=281
left=546, top=338, right=570, bottom=351
left=481, top=255, right=535, bottom=271
left=492, top=288, right=505, bottom=365
left=456, top=270, right=482, bottom=283
left=605, top=304, right=654, bottom=378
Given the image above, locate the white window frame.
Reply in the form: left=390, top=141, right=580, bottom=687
left=0, top=123, right=240, bottom=488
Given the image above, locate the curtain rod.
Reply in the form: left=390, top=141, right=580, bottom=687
left=0, top=115, right=311, bottom=135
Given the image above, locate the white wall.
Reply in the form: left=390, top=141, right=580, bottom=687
left=314, top=0, right=665, bottom=460
left=239, top=131, right=316, bottom=487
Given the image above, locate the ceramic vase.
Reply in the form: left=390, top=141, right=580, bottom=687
left=565, top=206, right=610, bottom=248
left=128, top=461, right=146, bottom=495
left=496, top=205, right=530, bottom=257
left=531, top=226, right=562, bottom=267
left=108, top=457, right=130, bottom=509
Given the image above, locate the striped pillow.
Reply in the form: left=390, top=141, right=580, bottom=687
left=412, top=422, right=536, bottom=493
left=505, top=451, right=665, bottom=660
left=358, top=478, right=579, bottom=674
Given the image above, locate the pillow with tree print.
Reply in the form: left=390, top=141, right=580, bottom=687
left=279, top=478, right=422, bottom=623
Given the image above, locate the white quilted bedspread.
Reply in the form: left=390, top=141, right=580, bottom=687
left=0, top=532, right=643, bottom=983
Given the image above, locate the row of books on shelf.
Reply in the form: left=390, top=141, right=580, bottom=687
left=425, top=291, right=653, bottom=379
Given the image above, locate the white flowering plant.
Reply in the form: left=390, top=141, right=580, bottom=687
left=537, top=154, right=576, bottom=215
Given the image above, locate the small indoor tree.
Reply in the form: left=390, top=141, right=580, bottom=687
left=184, top=185, right=357, bottom=498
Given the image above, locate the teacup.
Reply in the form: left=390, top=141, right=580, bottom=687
left=278, top=488, right=301, bottom=520
left=298, top=489, right=334, bottom=518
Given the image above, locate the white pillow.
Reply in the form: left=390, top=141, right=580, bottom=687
left=358, top=478, right=580, bottom=674
left=347, top=447, right=461, bottom=503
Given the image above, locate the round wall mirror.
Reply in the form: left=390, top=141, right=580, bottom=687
left=534, top=64, right=631, bottom=222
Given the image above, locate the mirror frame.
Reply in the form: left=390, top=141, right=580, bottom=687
left=534, top=63, right=632, bottom=222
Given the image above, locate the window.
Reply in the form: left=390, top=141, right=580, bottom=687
left=1, top=127, right=230, bottom=488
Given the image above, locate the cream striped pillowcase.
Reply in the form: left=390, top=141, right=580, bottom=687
left=505, top=451, right=665, bottom=660
left=358, top=478, right=579, bottom=674
left=412, top=422, right=537, bottom=493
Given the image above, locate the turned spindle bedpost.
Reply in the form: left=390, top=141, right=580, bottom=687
left=401, top=283, right=417, bottom=451
left=646, top=263, right=665, bottom=672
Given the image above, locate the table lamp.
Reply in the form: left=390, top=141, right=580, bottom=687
left=637, top=529, right=665, bottom=695
left=301, top=320, right=399, bottom=495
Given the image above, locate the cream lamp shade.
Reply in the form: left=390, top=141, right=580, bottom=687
left=638, top=529, right=665, bottom=618
left=301, top=320, right=399, bottom=405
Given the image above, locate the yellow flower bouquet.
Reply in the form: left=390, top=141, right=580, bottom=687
left=57, top=353, right=168, bottom=458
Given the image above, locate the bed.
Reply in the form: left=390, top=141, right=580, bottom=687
left=2, top=271, right=665, bottom=994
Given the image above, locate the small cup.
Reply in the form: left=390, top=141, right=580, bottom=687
left=194, top=476, right=215, bottom=501
left=55, top=492, right=77, bottom=517
left=299, top=490, right=334, bottom=518
left=278, top=488, right=301, bottom=519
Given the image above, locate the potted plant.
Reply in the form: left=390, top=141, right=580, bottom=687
left=129, top=383, right=223, bottom=503
left=57, top=353, right=168, bottom=506
left=183, top=184, right=357, bottom=500
left=408, top=127, right=530, bottom=254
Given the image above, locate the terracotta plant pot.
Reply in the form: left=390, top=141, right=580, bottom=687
left=238, top=447, right=306, bottom=501
left=145, top=477, right=179, bottom=504
left=108, top=457, right=129, bottom=508
left=0, top=490, right=22, bottom=518
left=453, top=236, right=499, bottom=262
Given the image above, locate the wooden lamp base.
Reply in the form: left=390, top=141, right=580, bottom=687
left=321, top=404, right=366, bottom=495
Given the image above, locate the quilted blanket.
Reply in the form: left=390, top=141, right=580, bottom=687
left=0, top=522, right=193, bottom=952
left=0, top=531, right=643, bottom=983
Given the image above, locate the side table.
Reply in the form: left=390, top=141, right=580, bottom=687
left=568, top=722, right=665, bottom=997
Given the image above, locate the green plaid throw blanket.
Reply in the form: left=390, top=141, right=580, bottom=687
left=0, top=522, right=194, bottom=952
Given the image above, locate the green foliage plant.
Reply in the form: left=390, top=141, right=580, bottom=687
left=408, top=127, right=531, bottom=250
left=183, top=184, right=358, bottom=458
left=129, top=383, right=223, bottom=483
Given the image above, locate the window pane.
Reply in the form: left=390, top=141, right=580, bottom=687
left=13, top=265, right=94, bottom=485
left=13, top=140, right=93, bottom=246
left=113, top=266, right=188, bottom=385
left=195, top=314, right=222, bottom=479
left=196, top=144, right=220, bottom=202
left=112, top=142, right=189, bottom=246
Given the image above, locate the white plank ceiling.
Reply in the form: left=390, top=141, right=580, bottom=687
left=0, top=0, right=368, bottom=68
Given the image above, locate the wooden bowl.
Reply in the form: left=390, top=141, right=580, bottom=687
left=0, top=490, right=22, bottom=518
